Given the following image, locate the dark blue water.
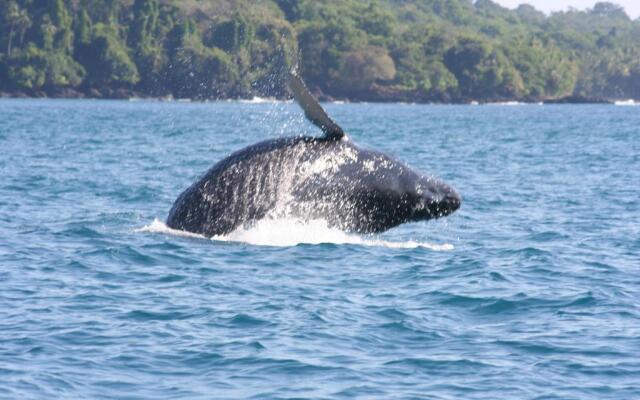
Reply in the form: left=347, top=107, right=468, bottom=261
left=1, top=99, right=639, bottom=399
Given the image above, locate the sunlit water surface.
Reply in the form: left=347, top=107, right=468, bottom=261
left=1, top=99, right=639, bottom=399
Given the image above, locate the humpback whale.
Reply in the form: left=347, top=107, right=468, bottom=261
left=166, top=74, right=460, bottom=236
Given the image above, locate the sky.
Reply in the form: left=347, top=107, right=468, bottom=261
left=492, top=0, right=640, bottom=19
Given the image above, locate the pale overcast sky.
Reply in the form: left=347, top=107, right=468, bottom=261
left=493, top=0, right=640, bottom=19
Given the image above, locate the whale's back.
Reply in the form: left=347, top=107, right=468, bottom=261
left=167, top=137, right=341, bottom=236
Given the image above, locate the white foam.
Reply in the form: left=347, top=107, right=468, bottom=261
left=238, top=96, right=277, bottom=104
left=137, top=218, right=453, bottom=251
left=486, top=101, right=524, bottom=106
left=136, top=219, right=206, bottom=239
left=614, top=99, right=639, bottom=106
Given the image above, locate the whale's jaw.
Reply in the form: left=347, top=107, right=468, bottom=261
left=412, top=180, right=461, bottom=221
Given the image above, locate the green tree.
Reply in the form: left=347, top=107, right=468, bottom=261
left=166, top=19, right=240, bottom=99
left=74, top=9, right=92, bottom=46
left=206, top=13, right=254, bottom=53
left=81, top=23, right=139, bottom=86
left=3, top=1, right=22, bottom=56
left=129, top=0, right=166, bottom=93
left=337, top=46, right=396, bottom=93
left=6, top=44, right=47, bottom=89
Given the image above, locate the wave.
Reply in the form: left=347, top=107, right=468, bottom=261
left=471, top=101, right=542, bottom=106
left=614, top=99, right=639, bottom=106
left=486, top=101, right=525, bottom=106
left=137, top=218, right=453, bottom=251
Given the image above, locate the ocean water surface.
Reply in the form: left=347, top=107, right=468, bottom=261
left=1, top=99, right=639, bottom=399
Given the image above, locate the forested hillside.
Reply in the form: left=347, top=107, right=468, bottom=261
left=1, top=0, right=639, bottom=102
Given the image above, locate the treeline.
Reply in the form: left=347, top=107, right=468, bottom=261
left=1, top=0, right=639, bottom=102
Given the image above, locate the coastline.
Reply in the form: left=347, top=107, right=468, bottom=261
left=0, top=88, right=631, bottom=105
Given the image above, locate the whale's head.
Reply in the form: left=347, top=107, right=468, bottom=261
left=338, top=146, right=461, bottom=231
left=288, top=140, right=460, bottom=233
left=410, top=174, right=461, bottom=221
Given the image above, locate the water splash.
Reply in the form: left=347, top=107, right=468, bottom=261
left=136, top=219, right=206, bottom=239
left=237, top=97, right=292, bottom=104
left=137, top=219, right=453, bottom=251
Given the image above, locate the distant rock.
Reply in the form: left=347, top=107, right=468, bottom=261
left=44, top=87, right=86, bottom=99
left=543, top=95, right=613, bottom=104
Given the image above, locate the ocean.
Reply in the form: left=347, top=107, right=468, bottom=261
left=1, top=99, right=639, bottom=399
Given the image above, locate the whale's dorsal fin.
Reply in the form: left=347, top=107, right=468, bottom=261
left=288, top=73, right=345, bottom=140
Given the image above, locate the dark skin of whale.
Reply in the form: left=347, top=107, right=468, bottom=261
left=166, top=74, right=461, bottom=237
